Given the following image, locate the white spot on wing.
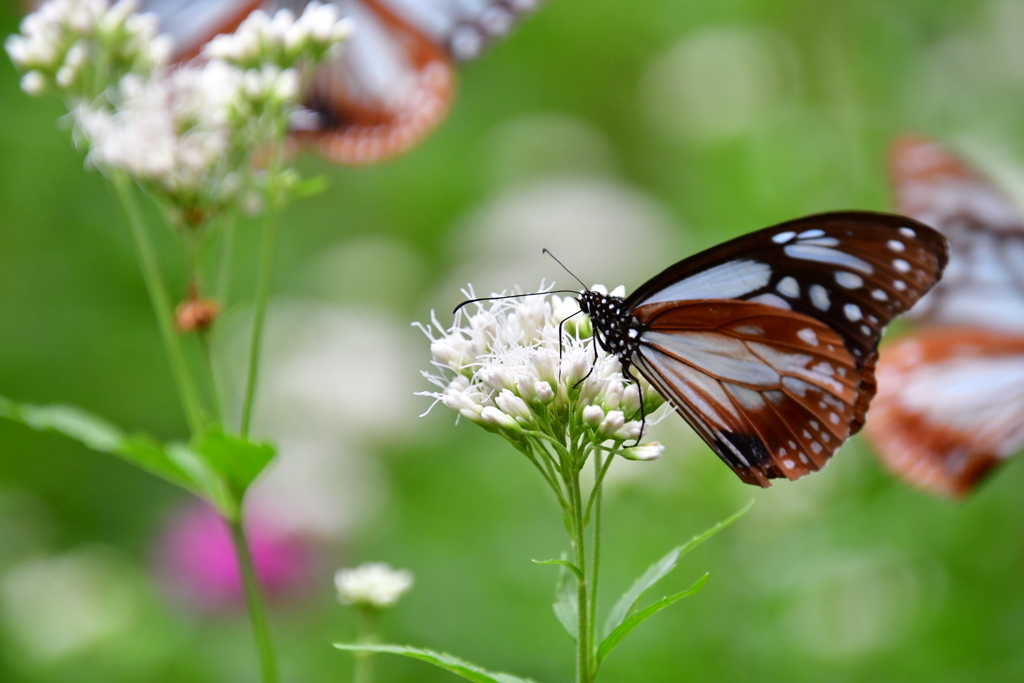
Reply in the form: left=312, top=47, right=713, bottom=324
left=899, top=227, right=916, bottom=237
left=894, top=280, right=907, bottom=291
left=811, top=441, right=823, bottom=454
left=893, top=258, right=911, bottom=273
left=734, top=324, right=764, bottom=335
left=785, top=245, right=874, bottom=273
left=639, top=260, right=772, bottom=306
left=888, top=240, right=905, bottom=252
left=776, top=276, right=800, bottom=298
left=798, top=229, right=825, bottom=238
left=843, top=303, right=863, bottom=321
left=797, top=328, right=819, bottom=346
left=783, top=459, right=795, bottom=469
left=835, top=271, right=863, bottom=289
left=871, top=289, right=888, bottom=301
left=810, top=284, right=830, bottom=310
left=749, top=293, right=791, bottom=310
left=772, top=231, right=796, bottom=244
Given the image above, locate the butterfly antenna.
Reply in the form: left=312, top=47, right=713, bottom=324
left=453, top=290, right=580, bottom=315
left=542, top=249, right=588, bottom=290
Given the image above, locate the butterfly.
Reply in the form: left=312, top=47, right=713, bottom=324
left=573, top=211, right=948, bottom=487
left=863, top=136, right=1024, bottom=497
left=141, top=0, right=545, bottom=164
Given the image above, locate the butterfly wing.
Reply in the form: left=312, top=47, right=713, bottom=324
left=622, top=212, right=947, bottom=486
left=141, top=0, right=545, bottom=164
left=890, top=135, right=1024, bottom=332
left=630, top=300, right=865, bottom=486
left=381, top=0, right=547, bottom=61
left=626, top=211, right=949, bottom=368
left=865, top=327, right=1024, bottom=497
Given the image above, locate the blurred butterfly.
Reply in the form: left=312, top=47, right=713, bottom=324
left=571, top=211, right=948, bottom=487
left=864, top=136, right=1024, bottom=497
left=142, top=0, right=545, bottom=164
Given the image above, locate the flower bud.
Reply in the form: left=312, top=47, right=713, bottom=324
left=621, top=383, right=641, bottom=417
left=481, top=406, right=521, bottom=432
left=621, top=442, right=664, bottom=461
left=20, top=71, right=46, bottom=95
left=495, top=389, right=533, bottom=424
left=598, top=410, right=625, bottom=438
left=174, top=297, right=221, bottom=333
left=613, top=420, right=643, bottom=442
left=582, top=405, right=604, bottom=426
left=532, top=380, right=554, bottom=404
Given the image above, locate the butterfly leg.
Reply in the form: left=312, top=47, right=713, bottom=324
left=557, top=309, right=583, bottom=384
left=622, top=364, right=645, bottom=448
left=572, top=333, right=600, bottom=389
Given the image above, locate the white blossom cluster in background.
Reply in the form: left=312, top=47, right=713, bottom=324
left=6, top=0, right=355, bottom=223
left=204, top=2, right=354, bottom=69
left=335, top=562, right=414, bottom=609
left=417, top=285, right=667, bottom=461
left=5, top=0, right=170, bottom=98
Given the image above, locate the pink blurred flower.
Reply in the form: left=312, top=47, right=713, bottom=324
left=155, top=502, right=315, bottom=612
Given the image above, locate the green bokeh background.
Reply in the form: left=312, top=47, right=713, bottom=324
left=3, top=0, right=1024, bottom=681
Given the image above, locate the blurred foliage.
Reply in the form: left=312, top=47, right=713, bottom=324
left=3, top=0, right=1024, bottom=681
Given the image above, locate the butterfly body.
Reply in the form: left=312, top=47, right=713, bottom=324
left=578, top=211, right=948, bottom=488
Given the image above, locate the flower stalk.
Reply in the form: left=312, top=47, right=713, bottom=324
left=418, top=285, right=667, bottom=681
left=229, top=519, right=280, bottom=683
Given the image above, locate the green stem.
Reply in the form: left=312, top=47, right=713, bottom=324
left=570, top=461, right=592, bottom=683
left=216, top=211, right=237, bottom=303
left=590, top=452, right=604, bottom=673
left=229, top=519, right=280, bottom=683
left=354, top=607, right=378, bottom=683
left=240, top=192, right=281, bottom=438
left=109, top=172, right=206, bottom=435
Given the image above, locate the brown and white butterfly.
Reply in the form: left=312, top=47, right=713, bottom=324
left=141, top=0, right=545, bottom=164
left=576, top=211, right=948, bottom=487
left=864, top=136, right=1024, bottom=497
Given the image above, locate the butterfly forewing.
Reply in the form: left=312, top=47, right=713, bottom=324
left=630, top=300, right=864, bottom=486
left=865, top=327, right=1024, bottom=497
left=626, top=212, right=949, bottom=367
left=890, top=136, right=1024, bottom=333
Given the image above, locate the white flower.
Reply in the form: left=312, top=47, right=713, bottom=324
left=335, top=563, right=414, bottom=609
left=20, top=71, right=47, bottom=95
left=416, top=284, right=665, bottom=452
left=7, top=0, right=171, bottom=99
left=621, top=442, right=665, bottom=461
left=201, top=1, right=354, bottom=69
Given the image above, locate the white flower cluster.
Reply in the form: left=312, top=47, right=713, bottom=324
left=203, top=2, right=355, bottom=69
left=417, top=285, right=666, bottom=461
left=5, top=0, right=170, bottom=98
left=335, top=562, right=414, bottom=609
left=76, top=61, right=241, bottom=202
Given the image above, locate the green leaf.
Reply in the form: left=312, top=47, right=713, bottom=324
left=334, top=644, right=537, bottom=683
left=191, top=429, right=275, bottom=506
left=532, top=558, right=585, bottom=582
left=602, top=500, right=753, bottom=640
left=0, top=394, right=209, bottom=497
left=552, top=555, right=578, bottom=640
left=597, top=573, right=709, bottom=665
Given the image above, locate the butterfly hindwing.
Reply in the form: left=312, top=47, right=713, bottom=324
left=629, top=300, right=866, bottom=487
left=890, top=136, right=1024, bottom=333
left=625, top=211, right=949, bottom=368
left=865, top=327, right=1024, bottom=497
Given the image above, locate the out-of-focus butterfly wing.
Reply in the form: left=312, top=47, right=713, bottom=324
left=142, top=0, right=546, bottom=164
left=865, top=327, right=1024, bottom=497
left=382, top=0, right=547, bottom=62
left=141, top=0, right=263, bottom=58
left=293, top=0, right=455, bottom=164
left=625, top=211, right=949, bottom=368
left=630, top=300, right=865, bottom=487
left=890, top=136, right=1024, bottom=333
